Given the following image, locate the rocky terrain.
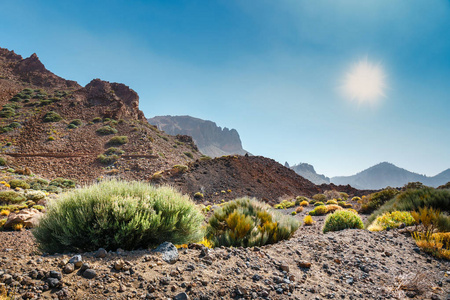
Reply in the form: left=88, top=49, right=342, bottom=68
left=0, top=47, right=200, bottom=183
left=1, top=46, right=448, bottom=300
left=0, top=204, right=448, bottom=300
left=148, top=115, right=249, bottom=158
left=154, top=155, right=370, bottom=206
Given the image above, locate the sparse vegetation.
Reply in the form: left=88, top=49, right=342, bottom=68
left=184, top=152, right=194, bottom=159
left=312, top=193, right=327, bottom=202
left=367, top=211, right=416, bottom=231
left=43, top=111, right=62, bottom=122
left=8, top=179, right=30, bottom=189
left=323, top=210, right=364, bottom=233
left=108, top=136, right=128, bottom=145
left=309, top=205, right=328, bottom=216
left=366, top=187, right=450, bottom=227
left=194, top=192, right=204, bottom=199
left=96, top=125, right=118, bottom=135
left=359, top=188, right=399, bottom=214
left=206, top=197, right=299, bottom=247
left=33, top=180, right=204, bottom=253
left=303, top=215, right=314, bottom=226
left=0, top=191, right=26, bottom=204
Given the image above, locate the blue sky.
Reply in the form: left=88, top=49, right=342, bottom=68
left=1, top=0, right=449, bottom=177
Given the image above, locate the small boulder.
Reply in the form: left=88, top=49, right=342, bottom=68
left=153, top=242, right=178, bottom=264
left=82, top=269, right=96, bottom=279
left=69, top=255, right=83, bottom=268
left=4, top=208, right=43, bottom=229
left=95, top=248, right=107, bottom=258
left=173, top=292, right=189, bottom=300
left=63, top=263, right=75, bottom=274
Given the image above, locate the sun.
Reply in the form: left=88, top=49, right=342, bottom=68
left=342, top=58, right=387, bottom=105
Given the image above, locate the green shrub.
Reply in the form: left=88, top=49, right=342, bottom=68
left=312, top=194, right=327, bottom=202
left=172, top=165, right=188, bottom=174
left=323, top=210, right=364, bottom=233
left=339, top=192, right=349, bottom=200
left=108, top=136, right=128, bottom=145
left=33, top=180, right=204, bottom=253
left=275, top=199, right=295, bottom=209
left=295, top=196, right=309, bottom=206
left=67, top=124, right=77, bottom=129
left=314, top=201, right=324, bottom=207
left=49, top=178, right=76, bottom=189
left=92, top=117, right=102, bottom=123
left=0, top=107, right=15, bottom=118
left=194, top=192, right=204, bottom=199
left=367, top=211, right=416, bottom=231
left=199, top=155, right=211, bottom=161
left=104, top=147, right=125, bottom=156
left=206, top=197, right=299, bottom=248
left=0, top=191, right=26, bottom=204
left=98, top=154, right=119, bottom=165
left=9, top=179, right=30, bottom=189
left=10, top=96, right=22, bottom=102
left=184, top=152, right=194, bottom=159
left=70, top=119, right=82, bottom=126
left=28, top=178, right=49, bottom=190
left=338, top=201, right=352, bottom=208
left=8, top=122, right=21, bottom=128
left=32, top=205, right=45, bottom=211
left=366, top=187, right=450, bottom=226
left=43, top=111, right=62, bottom=122
left=0, top=157, right=7, bottom=166
left=309, top=205, right=328, bottom=216
left=96, top=125, right=118, bottom=135
left=359, top=188, right=399, bottom=214
left=326, top=199, right=338, bottom=205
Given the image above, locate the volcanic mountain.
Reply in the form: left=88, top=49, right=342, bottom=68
left=331, top=162, right=450, bottom=189
left=0, top=47, right=200, bottom=182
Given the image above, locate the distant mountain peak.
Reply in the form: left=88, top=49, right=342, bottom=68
left=331, top=162, right=449, bottom=189
left=148, top=115, right=249, bottom=157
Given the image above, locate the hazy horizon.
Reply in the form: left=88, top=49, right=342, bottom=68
left=1, top=0, right=449, bottom=177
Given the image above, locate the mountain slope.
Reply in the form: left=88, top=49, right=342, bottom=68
left=0, top=47, right=200, bottom=182
left=148, top=115, right=249, bottom=157
left=154, top=155, right=366, bottom=205
left=331, top=162, right=450, bottom=189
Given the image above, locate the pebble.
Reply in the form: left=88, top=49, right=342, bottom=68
left=82, top=269, right=97, bottom=279
left=69, top=255, right=83, bottom=268
left=64, top=263, right=75, bottom=274
left=95, top=248, right=107, bottom=258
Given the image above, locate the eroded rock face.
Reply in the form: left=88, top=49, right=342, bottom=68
left=148, top=115, right=248, bottom=157
left=75, top=79, right=145, bottom=121
left=9, top=51, right=79, bottom=89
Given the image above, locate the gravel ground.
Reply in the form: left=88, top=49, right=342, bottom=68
left=1, top=211, right=449, bottom=300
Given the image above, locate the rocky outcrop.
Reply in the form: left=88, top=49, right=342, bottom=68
left=74, top=79, right=146, bottom=121
left=148, top=115, right=249, bottom=157
left=0, top=47, right=80, bottom=89
left=290, top=163, right=330, bottom=185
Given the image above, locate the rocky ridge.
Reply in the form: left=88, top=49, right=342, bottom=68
left=148, top=115, right=249, bottom=157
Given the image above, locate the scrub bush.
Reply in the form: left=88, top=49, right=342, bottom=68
left=33, top=180, right=204, bottom=253
left=43, top=111, right=62, bottom=122
left=206, top=197, right=299, bottom=247
left=96, top=125, right=118, bottom=135
left=323, top=210, right=364, bottom=233
left=367, top=211, right=415, bottom=231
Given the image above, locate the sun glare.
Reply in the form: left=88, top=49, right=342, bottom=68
left=342, top=58, right=386, bottom=105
